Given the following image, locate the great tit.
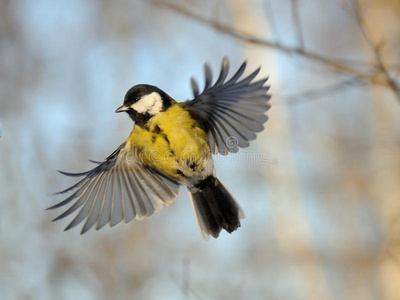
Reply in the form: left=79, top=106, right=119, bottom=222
left=48, top=57, right=271, bottom=240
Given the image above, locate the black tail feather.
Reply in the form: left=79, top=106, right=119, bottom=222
left=189, top=176, right=243, bottom=239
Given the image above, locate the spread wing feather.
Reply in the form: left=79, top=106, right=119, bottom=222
left=182, top=57, right=271, bottom=155
left=48, top=143, right=180, bottom=234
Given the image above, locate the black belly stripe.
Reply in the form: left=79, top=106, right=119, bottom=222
left=164, top=135, right=170, bottom=145
left=151, top=125, right=170, bottom=146
left=154, top=125, right=162, bottom=134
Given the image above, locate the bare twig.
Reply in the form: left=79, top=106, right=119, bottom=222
left=169, top=258, right=205, bottom=300
left=283, top=77, right=366, bottom=105
left=151, top=0, right=400, bottom=102
left=291, top=0, right=304, bottom=49
left=151, top=1, right=396, bottom=89
left=349, top=0, right=400, bottom=101
left=262, top=0, right=282, bottom=41
left=182, top=259, right=191, bottom=299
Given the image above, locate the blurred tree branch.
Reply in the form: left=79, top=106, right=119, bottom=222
left=262, top=0, right=281, bottom=41
left=283, top=76, right=367, bottom=106
left=151, top=0, right=400, bottom=102
left=169, top=259, right=204, bottom=300
left=349, top=0, right=400, bottom=100
left=291, top=0, right=304, bottom=50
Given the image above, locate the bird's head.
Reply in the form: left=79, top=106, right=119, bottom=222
left=115, top=84, right=173, bottom=126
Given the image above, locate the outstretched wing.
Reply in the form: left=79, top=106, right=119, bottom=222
left=48, top=142, right=180, bottom=234
left=181, top=57, right=271, bottom=155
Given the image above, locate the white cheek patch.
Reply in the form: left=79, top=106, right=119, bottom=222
left=131, top=92, right=163, bottom=115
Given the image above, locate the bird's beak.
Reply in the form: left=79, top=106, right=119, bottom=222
left=115, top=105, right=129, bottom=113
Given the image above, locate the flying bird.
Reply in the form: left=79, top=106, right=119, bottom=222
left=48, top=57, right=271, bottom=240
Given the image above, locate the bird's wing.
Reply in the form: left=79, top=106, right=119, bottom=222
left=181, top=57, right=271, bottom=155
left=48, top=142, right=180, bottom=234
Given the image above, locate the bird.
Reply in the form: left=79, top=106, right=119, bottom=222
left=48, top=57, right=271, bottom=240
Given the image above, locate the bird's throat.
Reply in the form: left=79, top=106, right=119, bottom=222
left=127, top=110, right=152, bottom=127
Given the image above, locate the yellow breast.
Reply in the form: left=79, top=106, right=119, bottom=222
left=126, top=105, right=211, bottom=181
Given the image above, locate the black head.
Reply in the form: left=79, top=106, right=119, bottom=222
left=115, top=84, right=174, bottom=127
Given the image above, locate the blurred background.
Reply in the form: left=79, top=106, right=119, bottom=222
left=1, top=0, right=400, bottom=299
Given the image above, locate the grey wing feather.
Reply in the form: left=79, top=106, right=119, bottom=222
left=181, top=57, right=271, bottom=155
left=48, top=143, right=180, bottom=234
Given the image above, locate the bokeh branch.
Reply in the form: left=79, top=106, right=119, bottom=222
left=263, top=0, right=281, bottom=41
left=151, top=0, right=400, bottom=102
left=291, top=0, right=304, bottom=49
left=283, top=76, right=366, bottom=105
left=349, top=0, right=400, bottom=100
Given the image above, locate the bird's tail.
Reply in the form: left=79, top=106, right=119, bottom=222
left=189, top=176, right=244, bottom=240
